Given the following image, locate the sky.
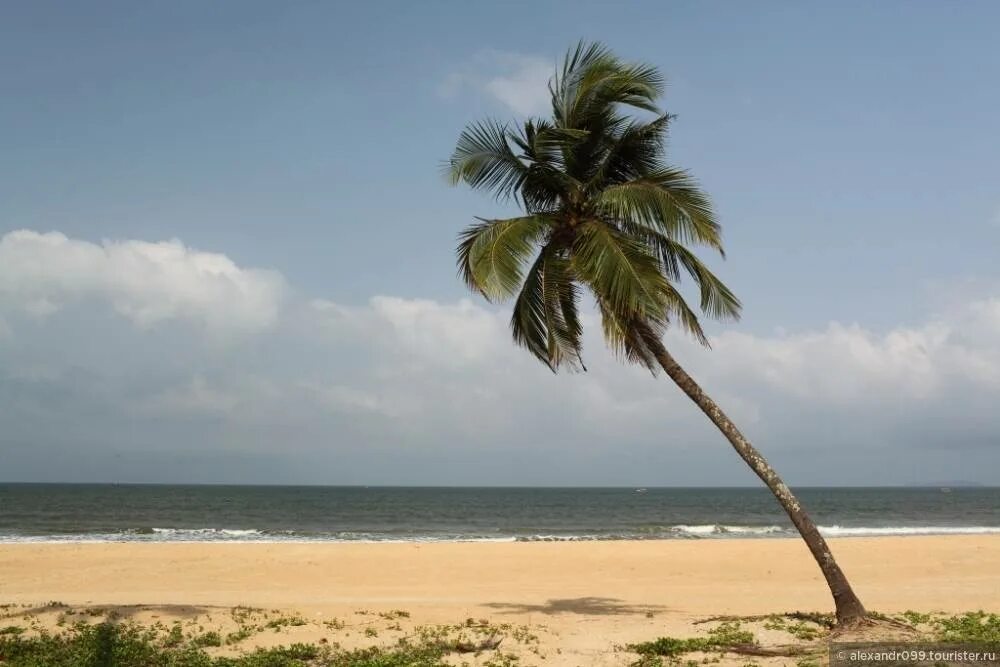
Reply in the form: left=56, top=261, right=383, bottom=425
left=1, top=1, right=999, bottom=486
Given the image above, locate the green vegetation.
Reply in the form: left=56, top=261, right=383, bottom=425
left=762, top=615, right=823, bottom=640
left=189, top=631, right=223, bottom=648
left=5, top=604, right=996, bottom=666
left=0, top=621, right=445, bottom=666
left=0, top=606, right=544, bottom=666
left=626, top=610, right=1000, bottom=666
left=413, top=618, right=537, bottom=653
left=932, top=611, right=1000, bottom=645
left=265, top=615, right=308, bottom=631
left=898, top=610, right=934, bottom=626
left=628, top=621, right=756, bottom=658
left=376, top=611, right=409, bottom=621
left=163, top=623, right=185, bottom=648
left=224, top=626, right=255, bottom=645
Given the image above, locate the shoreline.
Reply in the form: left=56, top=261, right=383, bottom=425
left=2, top=534, right=1000, bottom=545
left=4, top=526, right=1000, bottom=545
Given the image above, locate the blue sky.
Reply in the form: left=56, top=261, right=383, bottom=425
left=1, top=2, right=999, bottom=485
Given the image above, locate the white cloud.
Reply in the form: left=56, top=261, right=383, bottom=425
left=441, top=51, right=554, bottom=116
left=136, top=375, right=240, bottom=417
left=481, top=55, right=553, bottom=116
left=4, top=228, right=1000, bottom=484
left=299, top=381, right=382, bottom=415
left=0, top=230, right=285, bottom=335
left=301, top=291, right=1000, bottom=457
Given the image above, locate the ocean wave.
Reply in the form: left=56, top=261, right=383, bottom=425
left=516, top=534, right=606, bottom=541
left=149, top=528, right=266, bottom=538
left=0, top=529, right=519, bottom=544
left=817, top=525, right=1000, bottom=537
left=670, top=524, right=787, bottom=537
left=515, top=525, right=791, bottom=540
left=2, top=524, right=999, bottom=543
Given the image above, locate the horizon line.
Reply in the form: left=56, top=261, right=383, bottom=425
left=0, top=482, right=993, bottom=489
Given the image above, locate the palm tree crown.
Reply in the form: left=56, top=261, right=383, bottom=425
left=448, top=41, right=741, bottom=373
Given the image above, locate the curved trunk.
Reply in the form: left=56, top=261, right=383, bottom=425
left=639, top=327, right=867, bottom=625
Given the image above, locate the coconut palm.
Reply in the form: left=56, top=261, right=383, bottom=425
left=447, top=42, right=867, bottom=625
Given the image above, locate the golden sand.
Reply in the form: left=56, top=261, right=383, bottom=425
left=2, top=536, right=998, bottom=665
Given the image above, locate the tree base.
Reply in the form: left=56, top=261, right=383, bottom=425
left=831, top=616, right=923, bottom=641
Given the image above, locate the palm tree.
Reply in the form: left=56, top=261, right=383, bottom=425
left=447, top=42, right=867, bottom=626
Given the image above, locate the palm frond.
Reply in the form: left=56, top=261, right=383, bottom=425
left=663, top=281, right=709, bottom=347
left=542, top=249, right=585, bottom=369
left=447, top=120, right=527, bottom=200
left=510, top=249, right=551, bottom=366
left=457, top=215, right=553, bottom=302
left=550, top=41, right=616, bottom=125
left=511, top=242, right=584, bottom=371
left=551, top=41, right=663, bottom=129
left=570, top=220, right=669, bottom=323
left=663, top=239, right=741, bottom=321
left=620, top=222, right=741, bottom=322
left=509, top=119, right=587, bottom=165
left=590, top=114, right=673, bottom=187
left=596, top=296, right=660, bottom=372
left=508, top=120, right=587, bottom=212
left=595, top=168, right=724, bottom=253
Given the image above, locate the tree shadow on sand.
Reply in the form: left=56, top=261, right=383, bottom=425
left=483, top=597, right=668, bottom=616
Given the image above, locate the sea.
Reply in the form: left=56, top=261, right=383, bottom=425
left=0, top=484, right=997, bottom=544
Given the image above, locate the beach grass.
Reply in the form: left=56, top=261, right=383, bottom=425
left=626, top=610, right=1000, bottom=665
left=0, top=621, right=447, bottom=666
left=2, top=604, right=999, bottom=667
left=0, top=605, right=532, bottom=667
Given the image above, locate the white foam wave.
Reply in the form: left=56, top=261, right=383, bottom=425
left=670, top=524, right=787, bottom=537
left=0, top=530, right=519, bottom=544
left=818, top=525, right=1000, bottom=537
left=150, top=528, right=264, bottom=538
left=517, top=534, right=603, bottom=542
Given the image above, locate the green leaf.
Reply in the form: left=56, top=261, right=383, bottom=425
left=511, top=243, right=584, bottom=371
left=596, top=168, right=724, bottom=253
left=664, top=240, right=741, bottom=322
left=552, top=41, right=663, bottom=129
left=590, top=114, right=673, bottom=187
left=663, top=281, right=709, bottom=347
left=447, top=120, right=526, bottom=200
left=457, top=216, right=552, bottom=302
left=571, top=220, right=669, bottom=322
left=595, top=296, right=660, bottom=371
left=621, top=221, right=742, bottom=322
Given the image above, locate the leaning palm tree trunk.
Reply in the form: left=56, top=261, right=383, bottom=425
left=638, top=325, right=867, bottom=625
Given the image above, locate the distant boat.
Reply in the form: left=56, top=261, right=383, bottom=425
left=635, top=488, right=648, bottom=493
left=940, top=487, right=952, bottom=493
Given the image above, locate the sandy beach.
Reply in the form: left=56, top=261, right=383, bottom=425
left=2, top=536, right=999, bottom=664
